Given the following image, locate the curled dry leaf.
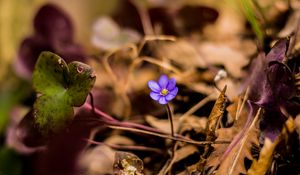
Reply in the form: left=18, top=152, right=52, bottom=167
left=91, top=16, right=141, bottom=50
left=113, top=151, right=144, bottom=175
left=205, top=86, right=227, bottom=141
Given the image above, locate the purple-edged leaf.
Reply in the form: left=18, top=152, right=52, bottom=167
left=148, top=7, right=178, bottom=35
left=17, top=110, right=48, bottom=147
left=112, top=0, right=143, bottom=33
left=259, top=108, right=285, bottom=142
left=245, top=38, right=298, bottom=141
left=34, top=108, right=101, bottom=175
left=266, top=38, right=288, bottom=62
left=177, top=5, right=219, bottom=33
left=34, top=3, right=74, bottom=43
left=15, top=3, right=86, bottom=79
left=15, top=36, right=53, bottom=78
left=111, top=0, right=218, bottom=35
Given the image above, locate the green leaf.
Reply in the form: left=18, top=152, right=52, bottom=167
left=67, top=61, right=96, bottom=106
left=240, top=0, right=264, bottom=42
left=32, top=51, right=96, bottom=135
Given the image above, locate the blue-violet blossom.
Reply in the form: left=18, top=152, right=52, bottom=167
left=148, top=74, right=178, bottom=105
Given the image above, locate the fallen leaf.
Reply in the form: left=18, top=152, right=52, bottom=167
left=247, top=138, right=277, bottom=175
left=113, top=151, right=144, bottom=175
left=145, top=115, right=180, bottom=134
left=91, top=16, right=141, bottom=50
left=213, top=108, right=261, bottom=175
left=248, top=117, right=295, bottom=175
left=174, top=145, right=198, bottom=164
left=205, top=86, right=227, bottom=141
left=80, top=145, right=115, bottom=175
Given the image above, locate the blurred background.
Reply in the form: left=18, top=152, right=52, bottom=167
left=0, top=0, right=298, bottom=174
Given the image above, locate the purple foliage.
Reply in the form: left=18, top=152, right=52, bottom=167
left=247, top=38, right=299, bottom=141
left=112, top=0, right=218, bottom=35
left=15, top=3, right=86, bottom=79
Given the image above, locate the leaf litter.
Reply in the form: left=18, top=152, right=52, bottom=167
left=1, top=0, right=300, bottom=175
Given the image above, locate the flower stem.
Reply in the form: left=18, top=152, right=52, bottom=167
left=166, top=103, right=175, bottom=137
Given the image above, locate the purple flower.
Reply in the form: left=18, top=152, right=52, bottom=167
left=148, top=75, right=178, bottom=105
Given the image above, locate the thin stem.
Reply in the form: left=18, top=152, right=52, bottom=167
left=166, top=103, right=174, bottom=137
left=88, top=92, right=95, bottom=114
left=107, top=125, right=229, bottom=146
left=83, top=102, right=169, bottom=134
left=83, top=102, right=230, bottom=146
left=86, top=139, right=162, bottom=153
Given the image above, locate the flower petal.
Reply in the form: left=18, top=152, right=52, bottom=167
left=166, top=94, right=176, bottom=101
left=150, top=92, right=161, bottom=100
left=158, top=74, right=168, bottom=88
left=158, top=97, right=168, bottom=104
left=169, top=87, right=178, bottom=96
left=166, top=78, right=176, bottom=90
left=148, top=80, right=161, bottom=92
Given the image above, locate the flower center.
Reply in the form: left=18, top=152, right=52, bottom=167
left=161, top=88, right=169, bottom=96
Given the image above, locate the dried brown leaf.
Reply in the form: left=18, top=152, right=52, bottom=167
left=247, top=138, right=277, bottom=175
left=206, top=86, right=227, bottom=141
left=206, top=95, right=261, bottom=175
left=177, top=164, right=198, bottom=175
left=145, top=115, right=180, bottom=134
left=105, top=135, right=135, bottom=146
left=197, top=42, right=249, bottom=78
left=248, top=117, right=296, bottom=175
left=179, top=115, right=207, bottom=134
left=113, top=151, right=144, bottom=175
left=91, top=16, right=141, bottom=50
left=80, top=145, right=115, bottom=175
left=174, top=145, right=199, bottom=164
left=214, top=108, right=261, bottom=175
left=155, top=39, right=206, bottom=69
